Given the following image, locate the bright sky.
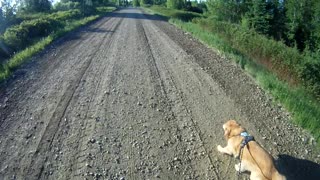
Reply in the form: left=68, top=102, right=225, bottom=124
left=52, top=0, right=61, bottom=5
left=0, top=0, right=61, bottom=7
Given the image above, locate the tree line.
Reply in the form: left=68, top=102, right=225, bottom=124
left=206, top=0, right=320, bottom=53
left=133, top=0, right=320, bottom=54
left=1, top=0, right=319, bottom=54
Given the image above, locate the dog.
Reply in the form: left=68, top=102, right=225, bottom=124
left=217, top=120, right=286, bottom=180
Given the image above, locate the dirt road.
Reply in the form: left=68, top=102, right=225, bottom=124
left=0, top=8, right=319, bottom=180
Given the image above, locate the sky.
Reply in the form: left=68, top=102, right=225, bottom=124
left=0, top=0, right=61, bottom=7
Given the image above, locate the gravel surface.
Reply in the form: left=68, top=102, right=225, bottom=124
left=0, top=8, right=319, bottom=180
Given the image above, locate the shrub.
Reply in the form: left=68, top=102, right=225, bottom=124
left=300, top=61, right=320, bottom=99
left=3, top=25, right=30, bottom=50
left=193, top=18, right=320, bottom=99
left=167, top=0, right=185, bottom=10
left=3, top=18, right=63, bottom=51
left=171, top=11, right=202, bottom=22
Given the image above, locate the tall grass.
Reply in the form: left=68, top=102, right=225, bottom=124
left=146, top=6, right=320, bottom=145
left=148, top=5, right=203, bottom=22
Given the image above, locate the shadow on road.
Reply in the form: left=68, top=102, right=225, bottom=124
left=276, top=154, right=320, bottom=180
left=107, top=12, right=168, bottom=22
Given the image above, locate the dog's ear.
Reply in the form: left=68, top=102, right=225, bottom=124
left=224, top=128, right=230, bottom=139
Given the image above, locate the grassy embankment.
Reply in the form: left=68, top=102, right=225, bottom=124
left=0, top=6, right=116, bottom=81
left=146, top=5, right=320, bottom=146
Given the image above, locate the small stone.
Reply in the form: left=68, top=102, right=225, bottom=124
left=24, top=134, right=32, bottom=139
left=86, top=163, right=91, bottom=168
left=89, top=138, right=96, bottom=143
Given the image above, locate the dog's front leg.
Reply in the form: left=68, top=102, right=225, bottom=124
left=217, top=145, right=233, bottom=155
left=235, top=163, right=246, bottom=173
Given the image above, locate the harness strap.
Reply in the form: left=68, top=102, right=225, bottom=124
left=237, top=132, right=254, bottom=179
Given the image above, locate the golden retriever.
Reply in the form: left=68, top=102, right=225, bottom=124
left=217, top=120, right=286, bottom=180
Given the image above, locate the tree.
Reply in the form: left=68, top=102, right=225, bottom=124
left=265, top=0, right=287, bottom=40
left=243, top=0, right=270, bottom=35
left=167, top=0, right=184, bottom=10
left=206, top=0, right=248, bottom=23
left=0, top=0, right=16, bottom=32
left=153, top=0, right=165, bottom=5
left=311, top=1, right=320, bottom=51
left=23, top=0, right=52, bottom=12
left=0, top=8, right=5, bottom=33
left=285, top=0, right=317, bottom=51
left=133, top=0, right=140, bottom=7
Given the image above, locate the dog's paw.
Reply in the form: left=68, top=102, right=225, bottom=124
left=217, top=145, right=223, bottom=152
left=235, top=163, right=240, bottom=172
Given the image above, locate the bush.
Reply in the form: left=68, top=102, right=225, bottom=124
left=300, top=61, right=320, bottom=99
left=3, top=25, right=29, bottom=50
left=167, top=0, right=185, bottom=10
left=193, top=18, right=320, bottom=99
left=3, top=18, right=63, bottom=51
left=133, top=0, right=140, bottom=7
left=48, top=9, right=82, bottom=21
left=171, top=11, right=202, bottom=22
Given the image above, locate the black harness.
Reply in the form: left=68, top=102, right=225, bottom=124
left=237, top=132, right=254, bottom=177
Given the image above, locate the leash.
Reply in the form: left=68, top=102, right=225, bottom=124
left=237, top=132, right=254, bottom=180
left=236, top=132, right=271, bottom=180
left=237, top=145, right=245, bottom=178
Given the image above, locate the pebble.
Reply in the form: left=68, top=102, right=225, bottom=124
left=89, top=138, right=96, bottom=144
left=86, top=163, right=91, bottom=168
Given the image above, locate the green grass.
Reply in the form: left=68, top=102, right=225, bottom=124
left=147, top=7, right=320, bottom=146
left=148, top=5, right=203, bottom=22
left=0, top=7, right=115, bottom=82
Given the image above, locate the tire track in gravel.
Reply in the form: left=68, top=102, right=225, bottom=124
left=140, top=13, right=249, bottom=179
left=0, top=15, right=122, bottom=179
left=25, top=16, right=124, bottom=180
left=0, top=16, right=115, bottom=128
left=140, top=20, right=221, bottom=179
left=39, top=16, right=125, bottom=180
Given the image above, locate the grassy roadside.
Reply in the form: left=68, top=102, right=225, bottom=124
left=0, top=7, right=116, bottom=82
left=145, top=6, right=320, bottom=146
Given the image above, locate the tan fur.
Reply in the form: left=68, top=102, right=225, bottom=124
left=217, top=120, right=286, bottom=180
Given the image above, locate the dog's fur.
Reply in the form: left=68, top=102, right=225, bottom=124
left=217, top=120, right=286, bottom=180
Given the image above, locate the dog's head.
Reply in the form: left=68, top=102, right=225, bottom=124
left=223, top=120, right=245, bottom=139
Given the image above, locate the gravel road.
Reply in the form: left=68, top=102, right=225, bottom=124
left=0, top=8, right=319, bottom=180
